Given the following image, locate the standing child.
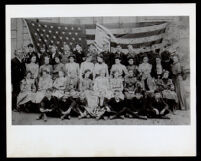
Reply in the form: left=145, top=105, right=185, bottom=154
left=52, top=55, right=64, bottom=80
left=110, top=56, right=128, bottom=78
left=26, top=54, right=39, bottom=80
left=126, top=56, right=139, bottom=77
left=64, top=55, right=79, bottom=90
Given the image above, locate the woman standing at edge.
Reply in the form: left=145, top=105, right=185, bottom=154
left=171, top=54, right=188, bottom=110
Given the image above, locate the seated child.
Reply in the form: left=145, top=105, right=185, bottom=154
left=146, top=91, right=170, bottom=119
left=157, top=71, right=178, bottom=114
left=124, top=69, right=137, bottom=100
left=60, top=89, right=85, bottom=120
left=93, top=69, right=113, bottom=99
left=52, top=70, right=66, bottom=99
left=17, top=71, right=36, bottom=112
left=125, top=81, right=147, bottom=120
left=79, top=69, right=93, bottom=95
left=109, top=70, right=124, bottom=99
left=36, top=88, right=60, bottom=122
left=107, top=90, right=127, bottom=120
left=33, top=70, right=53, bottom=104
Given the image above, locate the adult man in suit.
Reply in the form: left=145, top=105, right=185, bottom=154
left=11, top=48, right=26, bottom=111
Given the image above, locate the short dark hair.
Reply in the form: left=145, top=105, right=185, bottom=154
left=27, top=43, right=34, bottom=48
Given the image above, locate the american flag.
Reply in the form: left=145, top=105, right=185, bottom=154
left=85, top=21, right=168, bottom=52
left=25, top=19, right=168, bottom=53
left=25, top=19, right=87, bottom=53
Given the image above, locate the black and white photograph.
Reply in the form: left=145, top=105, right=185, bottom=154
left=6, top=4, right=196, bottom=157
left=11, top=16, right=190, bottom=125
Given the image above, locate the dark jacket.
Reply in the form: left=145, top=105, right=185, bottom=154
left=108, top=97, right=126, bottom=112
left=11, top=57, right=26, bottom=92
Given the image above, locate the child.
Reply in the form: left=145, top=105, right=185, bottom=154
left=17, top=71, right=36, bottom=111
left=109, top=70, right=124, bottom=99
left=110, top=56, right=128, bottom=78
left=93, top=54, right=109, bottom=79
left=125, top=81, right=147, bottom=119
left=79, top=54, right=94, bottom=80
left=26, top=54, right=39, bottom=80
left=79, top=69, right=93, bottom=94
left=61, top=44, right=72, bottom=64
left=37, top=88, right=59, bottom=122
left=151, top=56, right=163, bottom=79
left=107, top=90, right=127, bottom=119
left=34, top=70, right=53, bottom=104
left=39, top=56, right=53, bottom=76
left=73, top=44, right=85, bottom=64
left=64, top=55, right=79, bottom=90
left=126, top=56, right=139, bottom=77
left=52, top=55, right=64, bottom=80
left=157, top=71, right=178, bottom=114
left=60, top=89, right=85, bottom=119
left=93, top=69, right=112, bottom=99
left=138, top=56, right=152, bottom=76
left=146, top=91, right=170, bottom=119
left=124, top=69, right=137, bottom=100
left=52, top=70, right=66, bottom=99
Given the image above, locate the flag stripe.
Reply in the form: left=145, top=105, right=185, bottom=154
left=85, top=22, right=167, bottom=35
left=116, top=34, right=164, bottom=44
left=110, top=38, right=163, bottom=49
left=86, top=28, right=166, bottom=40
left=84, top=21, right=167, bottom=29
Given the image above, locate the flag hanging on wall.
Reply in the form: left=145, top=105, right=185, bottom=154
left=85, top=21, right=168, bottom=52
left=24, top=19, right=87, bottom=53
left=94, top=23, right=117, bottom=52
left=25, top=18, right=168, bottom=54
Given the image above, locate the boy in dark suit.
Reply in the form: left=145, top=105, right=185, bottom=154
left=36, top=88, right=59, bottom=122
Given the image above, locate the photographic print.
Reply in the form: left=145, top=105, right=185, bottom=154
left=6, top=4, right=196, bottom=157
left=11, top=16, right=190, bottom=125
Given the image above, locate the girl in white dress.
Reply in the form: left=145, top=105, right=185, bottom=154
left=34, top=70, right=53, bottom=103
left=79, top=54, right=94, bottom=80
left=17, top=71, right=36, bottom=107
left=52, top=70, right=66, bottom=99
left=93, top=54, right=109, bottom=80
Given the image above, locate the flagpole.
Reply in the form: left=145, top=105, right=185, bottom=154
left=23, top=19, right=36, bottom=51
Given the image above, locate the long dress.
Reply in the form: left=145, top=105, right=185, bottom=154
left=171, top=62, right=188, bottom=110
left=17, top=78, right=36, bottom=106
left=26, top=63, right=39, bottom=79
left=52, top=77, right=66, bottom=98
left=33, top=76, right=53, bottom=103
left=64, top=62, right=79, bottom=77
